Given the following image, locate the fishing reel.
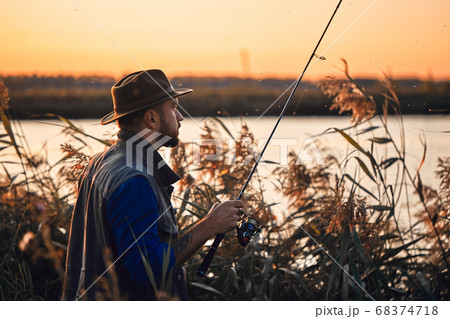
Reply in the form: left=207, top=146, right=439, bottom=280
left=236, top=215, right=261, bottom=246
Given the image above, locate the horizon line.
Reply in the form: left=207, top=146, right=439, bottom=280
left=1, top=70, right=450, bottom=82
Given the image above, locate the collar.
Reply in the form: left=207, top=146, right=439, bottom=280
left=117, top=129, right=180, bottom=187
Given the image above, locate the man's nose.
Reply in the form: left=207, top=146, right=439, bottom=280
left=176, top=109, right=184, bottom=121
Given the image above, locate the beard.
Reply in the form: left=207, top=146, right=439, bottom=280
left=159, top=117, right=180, bottom=148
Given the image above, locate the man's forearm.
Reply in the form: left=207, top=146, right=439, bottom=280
left=172, top=200, right=243, bottom=267
left=172, top=219, right=214, bottom=267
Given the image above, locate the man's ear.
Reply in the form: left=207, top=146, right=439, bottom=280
left=143, top=109, right=160, bottom=130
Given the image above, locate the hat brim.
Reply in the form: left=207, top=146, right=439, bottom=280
left=100, top=88, right=193, bottom=125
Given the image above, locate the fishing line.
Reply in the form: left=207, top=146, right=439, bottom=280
left=197, top=0, right=344, bottom=277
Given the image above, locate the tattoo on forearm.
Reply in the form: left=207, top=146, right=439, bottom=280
left=172, top=231, right=193, bottom=255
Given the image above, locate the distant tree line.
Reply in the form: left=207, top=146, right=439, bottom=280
left=2, top=75, right=449, bottom=119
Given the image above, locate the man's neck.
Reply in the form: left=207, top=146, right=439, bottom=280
left=117, top=129, right=180, bottom=186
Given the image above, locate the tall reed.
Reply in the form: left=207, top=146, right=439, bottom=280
left=171, top=62, right=449, bottom=300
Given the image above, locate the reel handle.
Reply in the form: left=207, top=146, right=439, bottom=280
left=197, top=233, right=225, bottom=277
left=197, top=216, right=261, bottom=277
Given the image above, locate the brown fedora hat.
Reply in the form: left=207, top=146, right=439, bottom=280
left=101, top=69, right=193, bottom=125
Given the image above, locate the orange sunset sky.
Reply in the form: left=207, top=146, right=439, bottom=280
left=1, top=0, right=449, bottom=80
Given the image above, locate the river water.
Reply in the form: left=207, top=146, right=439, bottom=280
left=2, top=115, right=449, bottom=225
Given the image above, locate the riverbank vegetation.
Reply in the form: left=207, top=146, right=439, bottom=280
left=0, top=62, right=448, bottom=300
left=3, top=73, right=450, bottom=119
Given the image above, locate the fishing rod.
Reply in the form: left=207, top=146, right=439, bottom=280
left=197, top=0, right=344, bottom=277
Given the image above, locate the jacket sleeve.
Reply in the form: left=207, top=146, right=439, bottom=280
left=107, top=176, right=176, bottom=289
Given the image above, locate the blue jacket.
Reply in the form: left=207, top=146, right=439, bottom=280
left=63, top=129, right=187, bottom=300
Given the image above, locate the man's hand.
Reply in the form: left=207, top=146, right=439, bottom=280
left=172, top=200, right=244, bottom=267
left=203, top=200, right=244, bottom=236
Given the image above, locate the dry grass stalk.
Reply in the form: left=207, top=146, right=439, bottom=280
left=416, top=157, right=450, bottom=266
left=317, top=59, right=376, bottom=124
left=0, top=79, right=9, bottom=111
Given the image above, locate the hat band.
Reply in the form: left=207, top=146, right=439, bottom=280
left=114, top=85, right=175, bottom=114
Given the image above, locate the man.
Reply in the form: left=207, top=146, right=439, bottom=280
left=63, top=69, right=243, bottom=300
